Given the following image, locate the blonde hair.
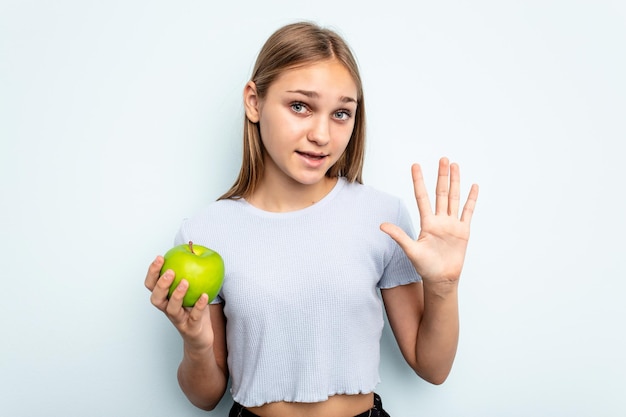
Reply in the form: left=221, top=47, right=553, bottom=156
left=219, top=22, right=366, bottom=200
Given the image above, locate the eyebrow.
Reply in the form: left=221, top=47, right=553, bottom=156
left=286, top=89, right=357, bottom=104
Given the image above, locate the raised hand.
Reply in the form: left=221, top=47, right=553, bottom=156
left=381, top=157, right=479, bottom=284
left=145, top=256, right=214, bottom=350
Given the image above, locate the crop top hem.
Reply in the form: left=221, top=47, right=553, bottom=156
left=232, top=386, right=379, bottom=408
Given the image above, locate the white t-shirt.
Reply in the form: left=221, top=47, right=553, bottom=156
left=174, top=178, right=421, bottom=407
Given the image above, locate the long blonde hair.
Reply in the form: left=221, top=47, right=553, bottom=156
left=219, top=22, right=366, bottom=200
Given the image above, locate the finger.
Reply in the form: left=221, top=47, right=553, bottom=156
left=435, top=157, right=450, bottom=215
left=144, top=256, right=165, bottom=291
left=411, top=163, right=433, bottom=220
left=149, top=269, right=175, bottom=310
left=460, top=183, right=479, bottom=223
left=448, top=162, right=461, bottom=217
left=165, top=279, right=189, bottom=325
left=380, top=222, right=415, bottom=254
left=188, top=293, right=210, bottom=323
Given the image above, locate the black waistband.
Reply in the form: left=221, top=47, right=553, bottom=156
left=228, top=393, right=388, bottom=417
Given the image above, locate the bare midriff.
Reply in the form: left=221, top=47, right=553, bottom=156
left=246, top=393, right=374, bottom=417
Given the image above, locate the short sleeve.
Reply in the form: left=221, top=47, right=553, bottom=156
left=173, top=220, right=188, bottom=246
left=377, top=200, right=422, bottom=289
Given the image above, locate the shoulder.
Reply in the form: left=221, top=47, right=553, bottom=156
left=179, top=198, right=237, bottom=224
left=338, top=179, right=405, bottom=213
left=174, top=198, right=248, bottom=245
left=335, top=179, right=416, bottom=237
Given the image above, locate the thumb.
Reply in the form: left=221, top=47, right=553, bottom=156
left=380, top=222, right=414, bottom=251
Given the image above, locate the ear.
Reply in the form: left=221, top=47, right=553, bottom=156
left=243, top=81, right=260, bottom=123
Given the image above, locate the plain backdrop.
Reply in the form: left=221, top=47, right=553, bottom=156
left=1, top=1, right=625, bottom=416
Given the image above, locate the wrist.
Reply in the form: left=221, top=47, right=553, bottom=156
left=183, top=340, right=214, bottom=361
left=422, top=279, right=459, bottom=299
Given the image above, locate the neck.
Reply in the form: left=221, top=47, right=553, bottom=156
left=248, top=175, right=338, bottom=213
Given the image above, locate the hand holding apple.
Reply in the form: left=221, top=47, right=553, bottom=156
left=160, top=241, right=225, bottom=307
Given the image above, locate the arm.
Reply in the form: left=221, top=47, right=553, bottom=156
left=177, top=303, right=228, bottom=410
left=381, top=281, right=458, bottom=384
left=380, top=157, right=478, bottom=384
left=145, top=257, right=228, bottom=410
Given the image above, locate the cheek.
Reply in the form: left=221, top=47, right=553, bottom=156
left=259, top=110, right=301, bottom=145
left=258, top=115, right=281, bottom=152
left=333, top=123, right=355, bottom=149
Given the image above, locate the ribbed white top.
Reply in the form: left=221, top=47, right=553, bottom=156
left=174, top=178, right=420, bottom=407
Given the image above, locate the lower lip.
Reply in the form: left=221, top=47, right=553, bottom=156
left=297, top=152, right=327, bottom=168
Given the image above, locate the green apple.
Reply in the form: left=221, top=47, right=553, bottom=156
left=160, top=241, right=224, bottom=307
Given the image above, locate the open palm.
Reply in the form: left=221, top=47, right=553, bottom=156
left=381, top=158, right=479, bottom=284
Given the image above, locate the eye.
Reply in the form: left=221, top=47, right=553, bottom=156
left=290, top=102, right=309, bottom=114
left=333, top=110, right=352, bottom=121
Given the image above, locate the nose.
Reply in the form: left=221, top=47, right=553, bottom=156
left=306, top=116, right=330, bottom=146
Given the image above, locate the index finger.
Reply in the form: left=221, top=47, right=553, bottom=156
left=144, top=256, right=165, bottom=291
left=411, top=163, right=433, bottom=220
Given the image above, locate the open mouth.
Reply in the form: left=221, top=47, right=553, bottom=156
left=296, top=151, right=326, bottom=160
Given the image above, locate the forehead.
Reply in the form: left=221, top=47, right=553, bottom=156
left=269, top=59, right=358, bottom=98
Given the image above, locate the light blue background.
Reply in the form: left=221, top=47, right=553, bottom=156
left=1, top=1, right=625, bottom=416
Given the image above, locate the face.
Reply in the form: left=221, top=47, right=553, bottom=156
left=246, top=59, right=358, bottom=190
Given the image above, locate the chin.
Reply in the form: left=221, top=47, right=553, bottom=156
left=291, top=171, right=332, bottom=186
left=292, top=177, right=325, bottom=186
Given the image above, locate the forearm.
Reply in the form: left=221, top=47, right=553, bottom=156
left=414, top=281, right=459, bottom=384
left=177, top=343, right=228, bottom=411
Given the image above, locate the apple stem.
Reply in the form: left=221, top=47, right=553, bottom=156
left=188, top=241, right=195, bottom=254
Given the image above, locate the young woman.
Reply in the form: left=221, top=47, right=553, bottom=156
left=145, top=22, right=479, bottom=417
